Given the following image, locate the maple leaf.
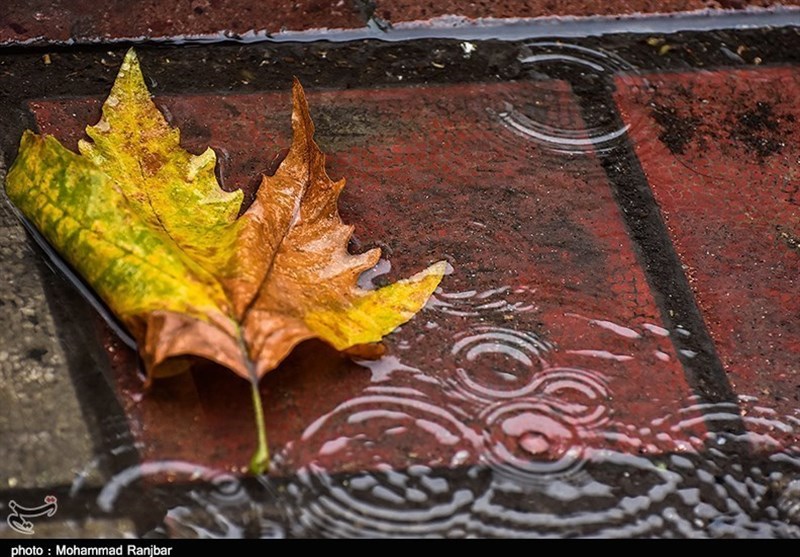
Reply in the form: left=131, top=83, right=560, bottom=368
left=5, top=49, right=446, bottom=472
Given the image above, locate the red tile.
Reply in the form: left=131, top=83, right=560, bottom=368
left=4, top=0, right=796, bottom=44
left=32, top=81, right=696, bottom=475
left=0, top=0, right=365, bottom=44
left=373, top=0, right=792, bottom=25
left=615, top=67, right=800, bottom=451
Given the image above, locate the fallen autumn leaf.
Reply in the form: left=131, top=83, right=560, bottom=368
left=5, top=48, right=446, bottom=473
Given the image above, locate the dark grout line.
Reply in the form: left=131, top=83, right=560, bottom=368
left=573, top=78, right=748, bottom=442
left=3, top=444, right=797, bottom=537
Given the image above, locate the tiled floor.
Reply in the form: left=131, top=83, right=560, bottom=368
left=0, top=2, right=799, bottom=538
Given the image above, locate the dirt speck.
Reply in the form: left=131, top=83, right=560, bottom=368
left=650, top=102, right=700, bottom=155
left=776, top=225, right=800, bottom=255
left=729, top=101, right=791, bottom=159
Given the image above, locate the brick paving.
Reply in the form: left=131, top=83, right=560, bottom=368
left=615, top=67, right=800, bottom=450
left=3, top=0, right=798, bottom=43
left=0, top=0, right=799, bottom=539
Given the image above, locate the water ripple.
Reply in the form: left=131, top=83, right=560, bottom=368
left=481, top=398, right=585, bottom=485
left=496, top=41, right=636, bottom=155
left=427, top=286, right=536, bottom=317
left=280, top=464, right=478, bottom=537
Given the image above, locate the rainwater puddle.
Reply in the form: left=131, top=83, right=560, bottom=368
left=1, top=22, right=799, bottom=538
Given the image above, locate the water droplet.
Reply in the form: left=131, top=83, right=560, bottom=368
left=519, top=432, right=550, bottom=455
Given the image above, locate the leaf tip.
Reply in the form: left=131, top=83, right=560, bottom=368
left=107, top=46, right=147, bottom=103
left=291, top=76, right=305, bottom=103
left=121, top=47, right=139, bottom=71
left=18, top=128, right=38, bottom=147
left=290, top=77, right=314, bottom=135
left=13, top=129, right=48, bottom=169
left=424, top=260, right=449, bottom=284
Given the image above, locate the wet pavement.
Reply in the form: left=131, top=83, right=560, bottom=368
left=1, top=3, right=800, bottom=539
left=3, top=0, right=800, bottom=44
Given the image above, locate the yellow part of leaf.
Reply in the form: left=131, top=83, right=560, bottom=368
left=79, top=49, right=245, bottom=282
left=306, top=262, right=448, bottom=348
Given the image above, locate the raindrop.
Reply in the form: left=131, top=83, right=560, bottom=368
left=480, top=399, right=586, bottom=485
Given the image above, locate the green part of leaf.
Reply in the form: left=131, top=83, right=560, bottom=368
left=6, top=131, right=236, bottom=334
left=249, top=380, right=270, bottom=474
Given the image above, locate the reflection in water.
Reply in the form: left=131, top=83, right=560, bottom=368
left=97, top=461, right=243, bottom=513
left=354, top=354, right=422, bottom=383
left=452, top=326, right=551, bottom=368
left=82, top=323, right=800, bottom=538
left=292, top=384, right=483, bottom=465
left=449, top=326, right=552, bottom=401
left=270, top=380, right=483, bottom=537
left=498, top=103, right=630, bottom=155
left=93, top=461, right=284, bottom=538
left=77, top=305, right=800, bottom=538
left=157, top=482, right=284, bottom=539
left=471, top=452, right=682, bottom=536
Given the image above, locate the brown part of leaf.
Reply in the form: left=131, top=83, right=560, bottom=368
left=143, top=310, right=251, bottom=383
left=240, top=79, right=383, bottom=376
left=222, top=80, right=328, bottom=320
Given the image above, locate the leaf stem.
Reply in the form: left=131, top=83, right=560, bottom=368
left=249, top=380, right=270, bottom=474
